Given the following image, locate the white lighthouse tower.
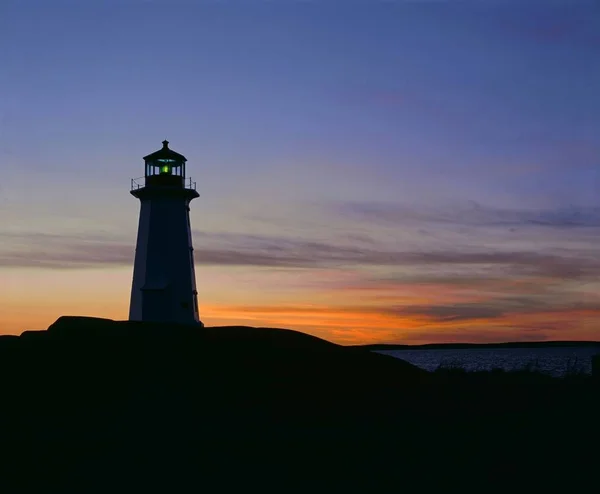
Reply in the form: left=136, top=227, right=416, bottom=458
left=128, top=140, right=202, bottom=326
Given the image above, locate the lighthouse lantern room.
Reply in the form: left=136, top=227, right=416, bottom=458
left=129, top=140, right=202, bottom=326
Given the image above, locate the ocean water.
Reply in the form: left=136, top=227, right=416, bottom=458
left=377, top=346, right=600, bottom=377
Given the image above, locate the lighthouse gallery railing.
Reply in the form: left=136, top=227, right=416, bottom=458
left=131, top=176, right=197, bottom=191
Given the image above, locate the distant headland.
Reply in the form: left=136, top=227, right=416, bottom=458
left=354, top=340, right=600, bottom=351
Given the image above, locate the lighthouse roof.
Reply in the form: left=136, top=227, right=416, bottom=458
left=143, top=140, right=187, bottom=162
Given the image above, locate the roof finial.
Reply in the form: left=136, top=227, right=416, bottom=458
left=162, top=140, right=169, bottom=148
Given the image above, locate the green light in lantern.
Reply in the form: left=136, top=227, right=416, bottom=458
left=161, top=165, right=170, bottom=174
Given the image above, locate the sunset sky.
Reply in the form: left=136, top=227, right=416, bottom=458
left=2, top=1, right=600, bottom=344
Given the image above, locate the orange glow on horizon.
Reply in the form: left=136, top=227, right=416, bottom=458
left=3, top=267, right=599, bottom=345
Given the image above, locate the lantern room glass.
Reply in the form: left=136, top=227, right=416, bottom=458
left=145, top=159, right=186, bottom=179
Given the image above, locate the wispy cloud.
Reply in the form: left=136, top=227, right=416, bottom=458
left=0, top=197, right=600, bottom=343
left=3, top=205, right=600, bottom=281
left=3, top=198, right=600, bottom=343
left=0, top=231, right=134, bottom=269
left=337, top=201, right=600, bottom=230
left=382, top=299, right=600, bottom=323
left=3, top=229, right=599, bottom=284
left=494, top=3, right=599, bottom=46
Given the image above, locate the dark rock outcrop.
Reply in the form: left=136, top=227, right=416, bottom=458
left=0, top=316, right=596, bottom=491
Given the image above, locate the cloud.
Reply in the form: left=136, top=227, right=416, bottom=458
left=3, top=222, right=598, bottom=344
left=494, top=4, right=598, bottom=45
left=203, top=242, right=592, bottom=282
left=339, top=85, right=468, bottom=132
left=513, top=19, right=582, bottom=43
left=337, top=201, right=600, bottom=230
left=381, top=299, right=600, bottom=324
left=194, top=228, right=600, bottom=283
left=0, top=231, right=134, bottom=269
left=2, top=226, right=600, bottom=285
left=385, top=303, right=505, bottom=322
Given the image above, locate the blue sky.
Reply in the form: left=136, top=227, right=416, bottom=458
left=1, top=1, right=600, bottom=343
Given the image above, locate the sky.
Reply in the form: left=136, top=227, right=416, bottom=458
left=1, top=0, right=600, bottom=344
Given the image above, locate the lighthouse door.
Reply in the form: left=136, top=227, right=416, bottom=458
left=141, top=286, right=173, bottom=322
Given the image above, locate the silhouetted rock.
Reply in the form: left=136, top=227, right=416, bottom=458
left=0, top=316, right=597, bottom=490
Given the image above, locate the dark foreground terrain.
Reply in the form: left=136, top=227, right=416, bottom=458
left=1, top=316, right=598, bottom=491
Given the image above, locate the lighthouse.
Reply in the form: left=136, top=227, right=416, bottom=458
left=128, top=140, right=202, bottom=326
